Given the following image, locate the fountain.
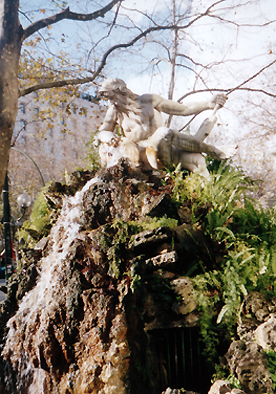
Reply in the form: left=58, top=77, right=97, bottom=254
left=0, top=161, right=274, bottom=394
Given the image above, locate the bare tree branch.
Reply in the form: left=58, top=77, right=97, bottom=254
left=208, top=13, right=276, bottom=28
left=19, top=19, right=202, bottom=97
left=86, top=0, right=123, bottom=68
left=20, top=0, right=276, bottom=103
left=177, top=59, right=276, bottom=102
left=176, top=59, right=276, bottom=132
left=22, top=0, right=123, bottom=40
left=20, top=2, right=226, bottom=97
left=19, top=76, right=96, bottom=97
left=178, top=114, right=197, bottom=132
left=227, top=59, right=276, bottom=94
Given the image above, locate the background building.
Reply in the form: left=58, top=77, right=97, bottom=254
left=13, top=92, right=104, bottom=183
left=0, top=93, right=103, bottom=236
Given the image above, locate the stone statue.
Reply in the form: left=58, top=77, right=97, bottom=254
left=95, top=78, right=236, bottom=177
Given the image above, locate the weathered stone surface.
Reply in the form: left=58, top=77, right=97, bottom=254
left=208, top=380, right=231, bottom=394
left=34, top=236, right=49, bottom=251
left=141, top=192, right=171, bottom=217
left=225, top=337, right=273, bottom=394
left=177, top=205, right=192, bottom=223
left=129, top=226, right=172, bottom=254
left=145, top=250, right=178, bottom=270
left=82, top=182, right=114, bottom=228
left=81, top=160, right=174, bottom=231
left=0, top=256, right=39, bottom=320
left=208, top=380, right=246, bottom=394
left=170, top=277, right=197, bottom=315
left=2, top=161, right=275, bottom=394
left=162, top=388, right=200, bottom=394
left=242, top=291, right=273, bottom=323
left=1, top=163, right=181, bottom=394
left=219, top=291, right=276, bottom=394
left=254, top=313, right=276, bottom=351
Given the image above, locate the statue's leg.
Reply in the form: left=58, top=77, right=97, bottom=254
left=171, top=132, right=233, bottom=160
left=122, top=138, right=140, bottom=167
left=136, top=145, right=153, bottom=170
left=144, top=127, right=173, bottom=169
left=174, top=150, right=210, bottom=178
left=145, top=126, right=236, bottom=171
left=157, top=139, right=210, bottom=177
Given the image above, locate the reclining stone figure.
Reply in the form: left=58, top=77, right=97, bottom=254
left=95, top=78, right=236, bottom=177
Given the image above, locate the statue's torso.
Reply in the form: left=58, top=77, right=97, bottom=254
left=119, top=97, right=164, bottom=142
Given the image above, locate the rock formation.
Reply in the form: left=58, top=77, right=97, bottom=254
left=0, top=160, right=275, bottom=394
left=223, top=292, right=276, bottom=394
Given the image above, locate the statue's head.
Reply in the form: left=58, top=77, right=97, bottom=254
left=99, top=78, right=127, bottom=94
left=98, top=78, right=137, bottom=105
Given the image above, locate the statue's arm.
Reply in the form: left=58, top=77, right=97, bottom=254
left=149, top=93, right=226, bottom=116
left=99, top=105, right=117, bottom=132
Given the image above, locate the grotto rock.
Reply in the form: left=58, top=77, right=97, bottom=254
left=33, top=236, right=49, bottom=252
left=236, top=291, right=274, bottom=340
left=254, top=313, right=276, bottom=351
left=208, top=380, right=231, bottom=394
left=177, top=205, right=192, bottom=223
left=224, top=340, right=272, bottom=394
left=129, top=227, right=173, bottom=255
left=81, top=160, right=174, bottom=230
left=44, top=184, right=65, bottom=208
left=222, top=291, right=276, bottom=394
left=0, top=257, right=39, bottom=323
left=3, top=160, right=275, bottom=394
left=141, top=191, right=172, bottom=217
left=242, top=291, right=274, bottom=323
left=208, top=380, right=246, bottom=394
left=82, top=181, right=114, bottom=228
left=170, top=277, right=197, bottom=315
left=1, top=163, right=186, bottom=394
left=145, top=250, right=178, bottom=270
left=162, top=388, right=200, bottom=394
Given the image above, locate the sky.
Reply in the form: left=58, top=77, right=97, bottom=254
left=19, top=0, right=276, bottom=96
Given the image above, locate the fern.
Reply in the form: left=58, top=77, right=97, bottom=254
left=18, top=185, right=52, bottom=246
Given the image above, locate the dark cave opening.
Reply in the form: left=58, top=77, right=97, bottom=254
left=148, top=327, right=212, bottom=393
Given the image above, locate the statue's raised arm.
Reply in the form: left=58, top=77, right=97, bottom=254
left=148, top=92, right=227, bottom=117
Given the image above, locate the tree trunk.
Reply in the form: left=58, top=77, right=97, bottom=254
left=166, top=0, right=178, bottom=128
left=0, top=0, right=22, bottom=192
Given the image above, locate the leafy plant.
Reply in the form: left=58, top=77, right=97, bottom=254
left=18, top=185, right=53, bottom=246
left=169, top=162, right=253, bottom=231
left=265, top=350, right=276, bottom=393
left=165, top=162, right=276, bottom=367
left=135, top=215, right=178, bottom=231
left=212, top=364, right=241, bottom=390
left=85, top=132, right=101, bottom=171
